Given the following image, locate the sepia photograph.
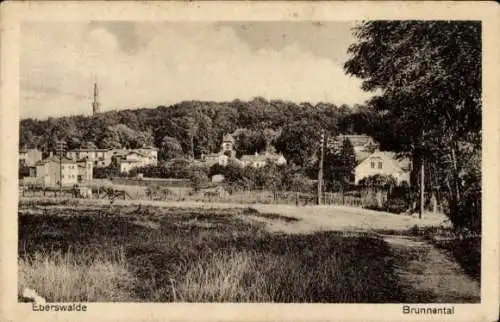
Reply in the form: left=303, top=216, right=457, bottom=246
left=1, top=1, right=499, bottom=322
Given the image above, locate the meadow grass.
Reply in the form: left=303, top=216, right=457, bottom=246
left=18, top=247, right=135, bottom=302
left=19, top=203, right=404, bottom=302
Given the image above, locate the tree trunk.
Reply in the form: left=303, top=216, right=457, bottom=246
left=431, top=192, right=438, bottom=213
left=450, top=143, right=461, bottom=202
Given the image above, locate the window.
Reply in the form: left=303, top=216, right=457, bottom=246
left=370, top=162, right=375, bottom=169
left=378, top=162, right=382, bottom=169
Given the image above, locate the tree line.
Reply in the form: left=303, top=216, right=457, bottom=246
left=20, top=98, right=361, bottom=168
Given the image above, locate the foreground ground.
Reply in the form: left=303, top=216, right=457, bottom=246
left=18, top=198, right=479, bottom=303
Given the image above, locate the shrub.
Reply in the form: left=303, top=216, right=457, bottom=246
left=93, top=166, right=121, bottom=179
left=384, top=198, right=410, bottom=214
left=358, top=174, right=397, bottom=188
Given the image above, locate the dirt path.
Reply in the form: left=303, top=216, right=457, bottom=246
left=383, top=235, right=480, bottom=303
left=240, top=211, right=479, bottom=303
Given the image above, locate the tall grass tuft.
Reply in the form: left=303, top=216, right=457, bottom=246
left=175, top=250, right=270, bottom=302
left=18, top=247, right=135, bottom=302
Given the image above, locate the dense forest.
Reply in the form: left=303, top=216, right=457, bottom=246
left=20, top=98, right=370, bottom=167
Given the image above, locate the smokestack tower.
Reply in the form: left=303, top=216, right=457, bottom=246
left=92, top=82, right=101, bottom=116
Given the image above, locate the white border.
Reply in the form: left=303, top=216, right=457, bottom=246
left=1, top=2, right=498, bottom=322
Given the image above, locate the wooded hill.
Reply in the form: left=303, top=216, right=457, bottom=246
left=20, top=98, right=372, bottom=167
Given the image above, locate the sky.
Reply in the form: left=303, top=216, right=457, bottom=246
left=20, top=21, right=374, bottom=119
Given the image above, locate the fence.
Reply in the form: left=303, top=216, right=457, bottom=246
left=19, top=183, right=401, bottom=210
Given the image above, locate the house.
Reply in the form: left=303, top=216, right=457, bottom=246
left=202, top=153, right=230, bottom=167
left=28, top=153, right=94, bottom=187
left=354, top=151, right=411, bottom=185
left=135, top=146, right=159, bottom=166
left=34, top=155, right=79, bottom=187
left=240, top=151, right=287, bottom=168
left=66, top=148, right=113, bottom=167
left=336, top=134, right=379, bottom=152
left=200, top=133, right=238, bottom=166
left=19, top=148, right=42, bottom=166
left=263, top=151, right=287, bottom=166
left=199, top=132, right=286, bottom=168
left=221, top=134, right=236, bottom=158
left=76, top=157, right=94, bottom=183
left=240, top=152, right=268, bottom=168
left=211, top=174, right=225, bottom=183
left=119, top=159, right=141, bottom=174
left=119, top=151, right=148, bottom=173
left=333, top=134, right=379, bottom=163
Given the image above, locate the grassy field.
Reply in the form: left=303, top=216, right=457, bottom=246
left=18, top=199, right=480, bottom=303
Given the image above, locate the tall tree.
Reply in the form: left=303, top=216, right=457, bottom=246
left=159, top=136, right=184, bottom=161
left=344, top=21, right=481, bottom=229
left=275, top=119, right=322, bottom=168
left=323, top=138, right=356, bottom=191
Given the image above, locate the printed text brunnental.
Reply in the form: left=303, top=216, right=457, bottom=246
left=403, top=305, right=455, bottom=315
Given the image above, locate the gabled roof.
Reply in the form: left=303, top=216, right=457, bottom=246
left=120, top=159, right=141, bottom=164
left=356, top=151, right=411, bottom=171
left=68, top=148, right=111, bottom=152
left=355, top=150, right=372, bottom=164
left=36, top=156, right=76, bottom=165
left=127, top=151, right=147, bottom=157
left=222, top=134, right=235, bottom=143
left=139, top=146, right=159, bottom=151
left=262, top=151, right=285, bottom=161
left=337, top=134, right=378, bottom=148
left=241, top=151, right=285, bottom=163
left=241, top=153, right=268, bottom=162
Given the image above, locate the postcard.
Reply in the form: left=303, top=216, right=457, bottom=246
left=1, top=1, right=498, bottom=322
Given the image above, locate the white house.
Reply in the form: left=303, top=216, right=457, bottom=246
left=66, top=148, right=113, bottom=167
left=354, top=151, right=411, bottom=185
left=19, top=148, right=43, bottom=166
left=240, top=151, right=287, bottom=168
left=34, top=156, right=92, bottom=186
left=119, top=151, right=147, bottom=173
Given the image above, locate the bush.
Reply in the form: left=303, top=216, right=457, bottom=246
left=93, top=166, right=121, bottom=179
left=384, top=198, right=409, bottom=214
left=359, top=174, right=397, bottom=189
left=19, top=165, right=31, bottom=179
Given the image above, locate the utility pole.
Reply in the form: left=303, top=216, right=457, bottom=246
left=318, top=130, right=325, bottom=205
left=56, top=140, right=67, bottom=194
left=419, top=157, right=425, bottom=219
left=419, top=129, right=426, bottom=220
